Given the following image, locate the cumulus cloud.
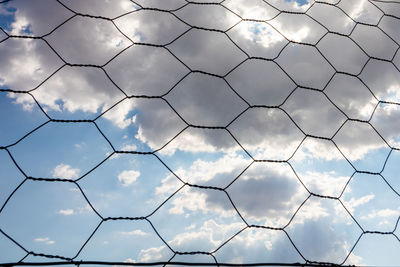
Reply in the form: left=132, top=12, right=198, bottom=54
left=324, top=73, right=378, bottom=121
left=174, top=4, right=240, bottom=31
left=138, top=219, right=245, bottom=261
left=0, top=38, right=62, bottom=91
left=333, top=121, right=388, bottom=162
left=223, top=0, right=279, bottom=21
left=269, top=13, right=326, bottom=44
left=228, top=108, right=304, bottom=160
left=44, top=16, right=130, bottom=65
left=371, top=103, right=400, bottom=149
left=3, top=0, right=394, bottom=162
left=117, top=170, right=140, bottom=187
left=156, top=155, right=314, bottom=227
left=59, top=0, right=139, bottom=18
left=165, top=73, right=247, bottom=127
left=307, top=3, right=355, bottom=35
left=138, top=245, right=169, bottom=263
left=115, top=9, right=190, bottom=45
left=2, top=0, right=72, bottom=36
left=338, top=0, right=383, bottom=25
left=227, top=21, right=287, bottom=59
left=52, top=164, right=80, bottom=179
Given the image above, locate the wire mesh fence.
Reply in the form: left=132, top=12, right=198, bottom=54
left=1, top=0, right=400, bottom=266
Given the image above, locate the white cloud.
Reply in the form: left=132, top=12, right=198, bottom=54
left=223, top=0, right=279, bottom=21
left=138, top=245, right=168, bottom=262
left=297, top=171, right=349, bottom=197
left=102, top=99, right=135, bottom=129
left=57, top=209, right=74, bottom=216
left=155, top=153, right=252, bottom=217
left=333, top=121, right=388, bottom=161
left=269, top=13, right=325, bottom=44
left=155, top=155, right=309, bottom=227
left=123, top=258, right=136, bottom=263
left=227, top=20, right=287, bottom=60
left=117, top=170, right=140, bottom=186
left=52, top=164, right=80, bottom=179
left=343, top=194, right=375, bottom=214
left=34, top=237, right=55, bottom=245
left=0, top=38, right=62, bottom=92
left=138, top=220, right=244, bottom=261
left=119, top=230, right=149, bottom=236
left=361, top=208, right=400, bottom=220
left=120, top=144, right=137, bottom=151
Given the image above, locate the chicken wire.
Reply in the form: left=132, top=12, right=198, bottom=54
left=0, top=0, right=400, bottom=266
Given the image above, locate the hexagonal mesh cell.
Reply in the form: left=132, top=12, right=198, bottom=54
left=0, top=0, right=400, bottom=266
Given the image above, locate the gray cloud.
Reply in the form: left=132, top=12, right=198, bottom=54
left=373, top=1, right=400, bottom=18
left=324, top=73, right=377, bottom=121
left=133, top=0, right=186, bottom=10
left=45, top=16, right=130, bottom=65
left=317, top=33, right=369, bottom=75
left=167, top=28, right=247, bottom=76
left=378, top=16, right=400, bottom=44
left=2, top=0, right=398, bottom=165
left=359, top=59, right=400, bottom=102
left=115, top=9, right=190, bottom=45
left=371, top=103, right=400, bottom=149
left=165, top=73, right=247, bottom=127
left=269, top=13, right=327, bottom=45
left=283, top=88, right=346, bottom=138
left=337, top=0, right=383, bottom=25
left=105, top=45, right=189, bottom=96
left=174, top=4, right=240, bottom=31
left=307, top=3, right=355, bottom=35
left=130, top=98, right=187, bottom=150
left=350, top=24, right=398, bottom=61
left=0, top=38, right=62, bottom=91
left=223, top=162, right=307, bottom=226
left=226, top=59, right=296, bottom=106
left=157, top=127, right=248, bottom=156
left=276, top=43, right=335, bottom=89
left=59, top=0, right=138, bottom=18
left=284, top=197, right=363, bottom=264
left=1, top=0, right=72, bottom=36
left=228, top=108, right=304, bottom=160
left=333, top=120, right=389, bottom=165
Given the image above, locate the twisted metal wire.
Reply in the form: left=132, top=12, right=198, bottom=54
left=1, top=0, right=400, bottom=266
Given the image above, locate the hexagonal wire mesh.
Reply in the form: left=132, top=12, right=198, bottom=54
left=0, top=0, right=400, bottom=266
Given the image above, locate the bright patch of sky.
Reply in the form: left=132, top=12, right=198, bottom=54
left=1, top=0, right=400, bottom=266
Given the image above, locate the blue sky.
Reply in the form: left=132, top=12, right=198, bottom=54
left=1, top=0, right=400, bottom=266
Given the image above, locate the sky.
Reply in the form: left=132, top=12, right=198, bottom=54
left=0, top=0, right=400, bottom=266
